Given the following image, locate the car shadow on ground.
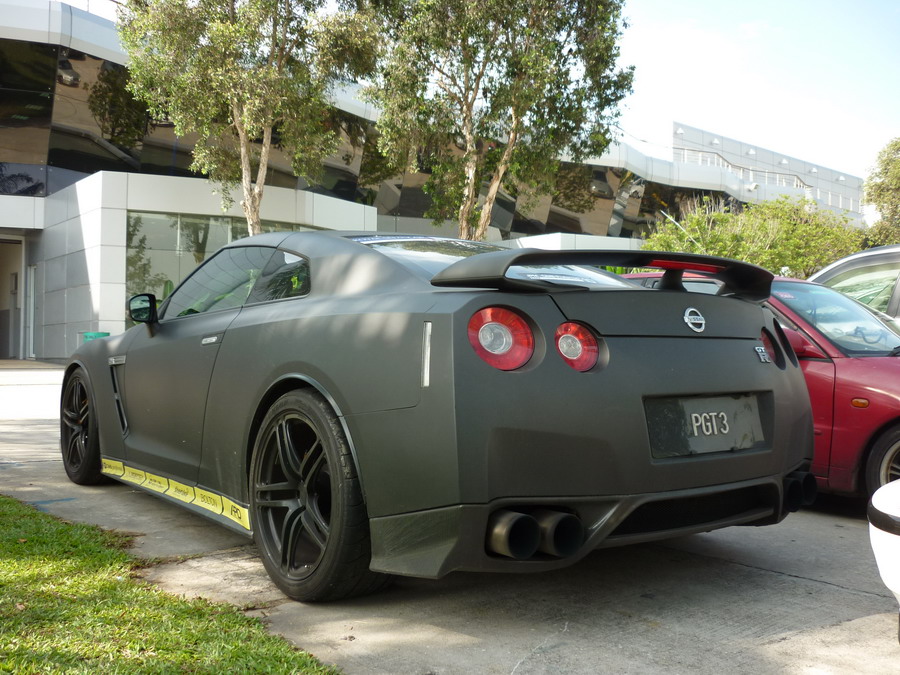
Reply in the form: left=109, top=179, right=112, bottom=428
left=809, top=492, right=868, bottom=520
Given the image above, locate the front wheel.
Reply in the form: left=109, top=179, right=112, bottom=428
left=249, top=390, right=388, bottom=601
left=865, top=425, right=900, bottom=496
left=60, top=367, right=105, bottom=485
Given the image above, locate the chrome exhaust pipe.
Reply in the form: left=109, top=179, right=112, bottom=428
left=486, top=510, right=540, bottom=560
left=533, top=509, right=584, bottom=558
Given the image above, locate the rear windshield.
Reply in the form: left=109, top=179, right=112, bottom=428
left=353, top=235, right=630, bottom=289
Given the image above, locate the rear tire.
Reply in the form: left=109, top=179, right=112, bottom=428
left=865, top=425, right=900, bottom=496
left=60, top=368, right=105, bottom=485
left=249, top=390, right=388, bottom=601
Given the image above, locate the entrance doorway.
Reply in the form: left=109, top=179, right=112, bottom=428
left=0, top=239, right=23, bottom=359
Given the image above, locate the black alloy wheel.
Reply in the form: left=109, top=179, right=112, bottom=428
left=249, top=389, right=387, bottom=601
left=60, top=368, right=104, bottom=485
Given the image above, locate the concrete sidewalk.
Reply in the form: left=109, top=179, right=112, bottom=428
left=2, top=361, right=899, bottom=674
left=0, top=360, right=65, bottom=420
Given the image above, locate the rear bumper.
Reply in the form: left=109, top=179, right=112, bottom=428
left=368, top=464, right=813, bottom=578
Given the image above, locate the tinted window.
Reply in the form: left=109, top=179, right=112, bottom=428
left=821, top=262, right=900, bottom=313
left=247, top=251, right=310, bottom=303
left=162, top=246, right=275, bottom=319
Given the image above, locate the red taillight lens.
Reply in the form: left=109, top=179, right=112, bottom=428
left=760, top=329, right=778, bottom=362
left=467, top=307, right=534, bottom=371
left=555, top=322, right=599, bottom=372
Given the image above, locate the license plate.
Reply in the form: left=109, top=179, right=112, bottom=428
left=644, top=394, right=767, bottom=459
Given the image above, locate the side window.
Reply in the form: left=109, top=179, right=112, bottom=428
left=247, top=250, right=310, bottom=303
left=823, top=262, right=900, bottom=313
left=162, top=246, right=275, bottom=319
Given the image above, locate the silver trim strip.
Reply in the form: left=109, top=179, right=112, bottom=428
left=422, top=322, right=432, bottom=388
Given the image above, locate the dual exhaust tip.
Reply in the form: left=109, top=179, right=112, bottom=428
left=487, top=508, right=585, bottom=560
left=783, top=471, right=818, bottom=513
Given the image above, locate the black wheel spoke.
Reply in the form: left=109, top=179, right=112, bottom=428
left=275, top=420, right=304, bottom=480
left=254, top=494, right=295, bottom=510
left=299, top=439, right=324, bottom=483
left=64, top=433, right=84, bottom=468
left=280, top=503, right=305, bottom=571
left=301, top=507, right=329, bottom=551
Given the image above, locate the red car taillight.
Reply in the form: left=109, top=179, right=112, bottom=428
left=760, top=329, right=781, bottom=366
left=467, top=307, right=534, bottom=371
left=555, top=322, right=600, bottom=372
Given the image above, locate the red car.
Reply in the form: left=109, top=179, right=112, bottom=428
left=628, top=273, right=900, bottom=497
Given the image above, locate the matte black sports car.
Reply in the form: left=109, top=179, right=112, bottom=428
left=61, top=231, right=816, bottom=601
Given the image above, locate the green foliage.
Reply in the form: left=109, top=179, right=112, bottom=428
left=865, top=137, right=900, bottom=231
left=644, top=196, right=865, bottom=278
left=118, top=0, right=379, bottom=235
left=0, top=495, right=334, bottom=673
left=367, top=0, right=633, bottom=239
left=864, top=218, right=900, bottom=248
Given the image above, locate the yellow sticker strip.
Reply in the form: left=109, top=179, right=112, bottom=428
left=194, top=487, right=223, bottom=515
left=122, top=466, right=146, bottom=485
left=100, top=458, right=249, bottom=530
left=143, top=472, right=169, bottom=493
left=223, top=497, right=250, bottom=530
left=166, top=479, right=195, bottom=504
left=101, top=459, right=124, bottom=476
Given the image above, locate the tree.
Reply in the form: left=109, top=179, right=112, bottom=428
left=118, top=0, right=378, bottom=235
left=865, top=137, right=900, bottom=235
left=864, top=218, right=900, bottom=248
left=644, top=196, right=865, bottom=278
left=367, top=0, right=633, bottom=240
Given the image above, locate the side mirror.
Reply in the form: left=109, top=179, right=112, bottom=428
left=784, top=327, right=827, bottom=359
left=128, top=294, right=158, bottom=324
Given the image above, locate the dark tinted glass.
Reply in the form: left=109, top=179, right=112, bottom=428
left=0, top=163, right=46, bottom=196
left=0, top=39, right=57, bottom=91
left=0, top=90, right=53, bottom=164
left=247, top=251, right=310, bottom=303
left=162, top=246, right=275, bottom=319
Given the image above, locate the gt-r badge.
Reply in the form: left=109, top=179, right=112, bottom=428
left=683, top=307, right=706, bottom=333
left=755, top=346, right=772, bottom=363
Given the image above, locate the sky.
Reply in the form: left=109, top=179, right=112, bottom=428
left=614, top=0, right=900, bottom=181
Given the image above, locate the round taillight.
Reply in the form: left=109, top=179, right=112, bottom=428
left=555, top=322, right=599, bottom=372
left=467, top=307, right=534, bottom=371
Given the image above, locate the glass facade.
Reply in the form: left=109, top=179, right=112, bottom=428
left=2, top=35, right=727, bottom=242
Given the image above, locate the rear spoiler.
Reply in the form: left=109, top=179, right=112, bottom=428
left=430, top=249, right=773, bottom=301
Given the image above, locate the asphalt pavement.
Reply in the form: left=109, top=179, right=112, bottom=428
left=1, top=359, right=899, bottom=674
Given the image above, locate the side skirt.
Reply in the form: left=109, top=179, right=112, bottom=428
left=101, top=457, right=252, bottom=537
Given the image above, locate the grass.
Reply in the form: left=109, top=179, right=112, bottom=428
left=0, top=495, right=338, bottom=674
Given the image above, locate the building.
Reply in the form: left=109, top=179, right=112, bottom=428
left=0, top=0, right=863, bottom=361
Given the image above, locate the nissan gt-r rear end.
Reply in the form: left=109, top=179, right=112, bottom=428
left=351, top=242, right=815, bottom=580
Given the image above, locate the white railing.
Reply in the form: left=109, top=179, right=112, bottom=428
left=675, top=148, right=857, bottom=213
